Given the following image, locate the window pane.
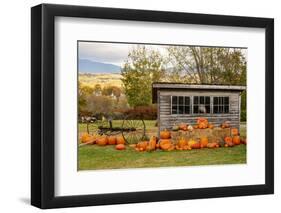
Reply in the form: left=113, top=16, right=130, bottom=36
left=185, top=106, right=190, bottom=114
left=219, top=97, right=223, bottom=105
left=206, top=105, right=210, bottom=113
left=194, top=96, right=198, bottom=104
left=179, top=96, right=184, bottom=105
left=224, top=106, right=229, bottom=113
left=200, top=96, right=205, bottom=104
left=205, top=96, right=210, bottom=104
left=178, top=105, right=184, bottom=114
left=193, top=106, right=199, bottom=113
left=185, top=97, right=190, bottom=105
left=213, top=106, right=219, bottom=113
left=172, top=96, right=177, bottom=105
left=224, top=97, right=229, bottom=104
left=219, top=105, right=223, bottom=112
left=199, top=105, right=206, bottom=113
left=214, top=97, right=218, bottom=105
left=172, top=105, right=177, bottom=114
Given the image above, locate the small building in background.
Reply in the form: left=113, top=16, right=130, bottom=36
left=152, top=82, right=246, bottom=131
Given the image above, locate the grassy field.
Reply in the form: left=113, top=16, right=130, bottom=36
left=78, top=121, right=247, bottom=170
left=79, top=73, right=122, bottom=88
left=79, top=144, right=246, bottom=170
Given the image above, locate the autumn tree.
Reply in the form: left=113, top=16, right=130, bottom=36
left=78, top=82, right=94, bottom=116
left=121, top=46, right=166, bottom=107
left=167, top=46, right=247, bottom=120
left=167, top=46, right=246, bottom=85
left=93, top=84, right=102, bottom=95
left=102, top=86, right=122, bottom=101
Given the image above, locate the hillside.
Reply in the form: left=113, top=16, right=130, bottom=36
left=79, top=59, right=121, bottom=74
left=79, top=73, right=123, bottom=88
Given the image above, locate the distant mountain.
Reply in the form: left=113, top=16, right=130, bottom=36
left=79, top=59, right=121, bottom=74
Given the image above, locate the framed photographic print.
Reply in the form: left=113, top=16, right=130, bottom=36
left=31, top=3, right=274, bottom=209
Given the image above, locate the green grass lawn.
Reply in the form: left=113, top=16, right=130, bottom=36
left=78, top=144, right=246, bottom=170
left=78, top=121, right=247, bottom=170
left=79, top=120, right=157, bottom=133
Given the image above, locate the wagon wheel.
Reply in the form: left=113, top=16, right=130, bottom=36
left=121, top=118, right=146, bottom=144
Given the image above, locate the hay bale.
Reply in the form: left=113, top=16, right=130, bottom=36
left=170, top=128, right=231, bottom=141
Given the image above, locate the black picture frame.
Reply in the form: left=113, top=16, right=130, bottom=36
left=31, top=3, right=274, bottom=209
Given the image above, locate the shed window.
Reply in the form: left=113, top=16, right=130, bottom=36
left=171, top=96, right=191, bottom=114
left=213, top=97, right=229, bottom=113
left=193, top=96, right=210, bottom=114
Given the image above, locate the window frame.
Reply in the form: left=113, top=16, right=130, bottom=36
left=171, top=95, right=191, bottom=115
left=192, top=96, right=211, bottom=114
left=170, top=95, right=230, bottom=115
left=213, top=96, right=230, bottom=114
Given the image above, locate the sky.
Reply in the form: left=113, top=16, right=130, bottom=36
left=78, top=42, right=169, bottom=67
left=78, top=41, right=247, bottom=67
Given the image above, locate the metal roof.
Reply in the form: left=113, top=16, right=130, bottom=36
left=152, top=82, right=246, bottom=103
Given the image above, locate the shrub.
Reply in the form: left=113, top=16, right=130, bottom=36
left=240, top=110, right=246, bottom=122
left=123, top=105, right=157, bottom=120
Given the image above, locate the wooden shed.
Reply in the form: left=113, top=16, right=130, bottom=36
left=152, top=82, right=246, bottom=132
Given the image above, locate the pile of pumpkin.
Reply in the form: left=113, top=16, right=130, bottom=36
left=171, top=118, right=233, bottom=131
left=172, top=117, right=215, bottom=131
left=133, top=127, right=246, bottom=152
left=80, top=133, right=127, bottom=150
left=80, top=117, right=246, bottom=152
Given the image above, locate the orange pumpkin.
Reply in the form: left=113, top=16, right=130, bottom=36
left=161, top=143, right=172, bottom=151
left=116, top=136, right=126, bottom=145
left=178, top=137, right=187, bottom=148
left=224, top=136, right=232, bottom=144
left=167, top=144, right=175, bottom=151
left=183, top=145, right=192, bottom=150
left=159, top=139, right=172, bottom=150
left=136, top=141, right=148, bottom=150
left=81, top=133, right=91, bottom=143
left=197, top=117, right=208, bottom=129
left=231, top=128, right=239, bottom=136
left=147, top=136, right=157, bottom=151
left=197, top=117, right=208, bottom=124
left=208, top=123, right=214, bottom=129
left=193, top=125, right=199, bottom=129
left=108, top=136, right=116, bottom=145
left=207, top=142, right=218, bottom=148
left=96, top=136, right=108, bottom=146
left=160, top=129, right=171, bottom=139
left=200, top=137, right=209, bottom=148
left=179, top=123, right=187, bottom=131
left=198, top=123, right=204, bottom=129
left=159, top=139, right=171, bottom=145
left=188, top=138, right=197, bottom=147
left=227, top=142, right=234, bottom=147
left=115, top=144, right=126, bottom=150
left=191, top=142, right=201, bottom=149
left=232, top=136, right=241, bottom=145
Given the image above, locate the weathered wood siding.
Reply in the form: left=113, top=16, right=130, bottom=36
left=158, top=89, right=241, bottom=131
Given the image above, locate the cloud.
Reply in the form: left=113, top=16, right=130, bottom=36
left=78, top=42, right=131, bottom=66
left=78, top=41, right=247, bottom=67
